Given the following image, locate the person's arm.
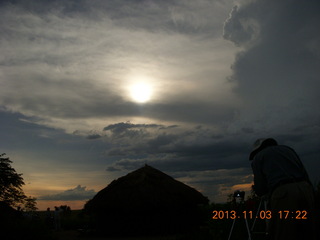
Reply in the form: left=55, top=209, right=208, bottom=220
left=285, top=146, right=311, bottom=183
left=251, top=158, right=268, bottom=197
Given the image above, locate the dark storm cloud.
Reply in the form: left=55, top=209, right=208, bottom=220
left=103, top=122, right=162, bottom=142
left=177, top=168, right=252, bottom=200
left=222, top=0, right=320, bottom=139
left=223, top=0, right=320, bottom=120
left=38, top=185, right=96, bottom=201
left=86, top=134, right=102, bottom=140
left=222, top=0, right=320, bottom=182
left=105, top=166, right=120, bottom=172
left=102, top=123, right=250, bottom=173
left=104, top=122, right=162, bottom=133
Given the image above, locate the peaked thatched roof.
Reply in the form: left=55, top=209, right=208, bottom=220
left=84, top=165, right=208, bottom=235
left=85, top=164, right=208, bottom=212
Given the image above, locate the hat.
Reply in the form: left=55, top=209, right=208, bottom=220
left=249, top=138, right=278, bottom=160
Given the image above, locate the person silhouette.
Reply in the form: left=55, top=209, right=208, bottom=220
left=46, top=207, right=53, bottom=228
left=249, top=138, right=316, bottom=240
left=54, top=206, right=62, bottom=230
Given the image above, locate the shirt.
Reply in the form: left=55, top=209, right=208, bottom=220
left=251, top=145, right=310, bottom=197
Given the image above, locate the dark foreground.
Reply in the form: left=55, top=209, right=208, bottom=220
left=56, top=230, right=183, bottom=240
left=0, top=205, right=273, bottom=240
left=2, top=201, right=319, bottom=240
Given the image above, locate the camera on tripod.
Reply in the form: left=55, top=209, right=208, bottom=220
left=229, top=190, right=268, bottom=240
left=233, top=190, right=245, bottom=203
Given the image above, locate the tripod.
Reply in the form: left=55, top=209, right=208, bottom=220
left=227, top=199, right=252, bottom=240
left=250, top=197, right=269, bottom=238
left=227, top=194, right=268, bottom=240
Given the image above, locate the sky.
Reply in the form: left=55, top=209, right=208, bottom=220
left=1, top=0, right=319, bottom=210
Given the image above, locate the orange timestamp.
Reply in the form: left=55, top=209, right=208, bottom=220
left=212, top=210, right=308, bottom=220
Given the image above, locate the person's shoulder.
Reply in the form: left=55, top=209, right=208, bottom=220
left=264, top=145, right=289, bottom=150
left=257, top=145, right=281, bottom=156
left=264, top=145, right=298, bottom=156
left=277, top=145, right=295, bottom=151
left=277, top=145, right=290, bottom=148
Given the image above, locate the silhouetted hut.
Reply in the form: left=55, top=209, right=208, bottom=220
left=84, top=164, right=209, bottom=236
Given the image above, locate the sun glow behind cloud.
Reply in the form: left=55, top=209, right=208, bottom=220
left=130, top=82, right=153, bottom=103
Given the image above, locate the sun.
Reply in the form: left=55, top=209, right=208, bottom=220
left=130, top=82, right=153, bottom=103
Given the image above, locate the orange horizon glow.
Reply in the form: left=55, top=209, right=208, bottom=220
left=231, top=183, right=253, bottom=192
left=35, top=200, right=88, bottom=211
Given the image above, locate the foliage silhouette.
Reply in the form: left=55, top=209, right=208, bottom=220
left=0, top=153, right=26, bottom=207
left=24, top=196, right=38, bottom=212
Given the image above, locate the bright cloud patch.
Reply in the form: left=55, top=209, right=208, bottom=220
left=38, top=185, right=96, bottom=201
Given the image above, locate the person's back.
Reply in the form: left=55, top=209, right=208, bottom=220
left=252, top=145, right=310, bottom=196
left=250, top=138, right=316, bottom=240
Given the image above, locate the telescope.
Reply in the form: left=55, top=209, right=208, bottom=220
left=233, top=190, right=245, bottom=201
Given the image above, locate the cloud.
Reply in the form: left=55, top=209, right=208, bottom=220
left=38, top=185, right=96, bottom=201
left=106, top=166, right=120, bottom=172
left=86, top=134, right=102, bottom=140
left=101, top=118, right=318, bottom=179
left=173, top=168, right=252, bottom=202
left=223, top=5, right=260, bottom=47
left=0, top=0, right=237, bottom=134
left=104, top=122, right=162, bottom=134
left=101, top=122, right=251, bottom=174
left=221, top=0, right=320, bottom=183
left=223, top=0, right=320, bottom=132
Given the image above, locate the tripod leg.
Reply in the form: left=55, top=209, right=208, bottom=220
left=245, top=218, right=252, bottom=240
left=228, top=218, right=236, bottom=240
left=251, top=199, right=262, bottom=232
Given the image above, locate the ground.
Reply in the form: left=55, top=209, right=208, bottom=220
left=56, top=230, right=180, bottom=240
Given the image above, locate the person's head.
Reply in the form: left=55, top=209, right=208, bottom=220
left=249, top=138, right=278, bottom=160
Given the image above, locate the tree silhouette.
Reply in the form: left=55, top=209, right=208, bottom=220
left=0, top=153, right=26, bottom=207
left=24, top=196, right=38, bottom=212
